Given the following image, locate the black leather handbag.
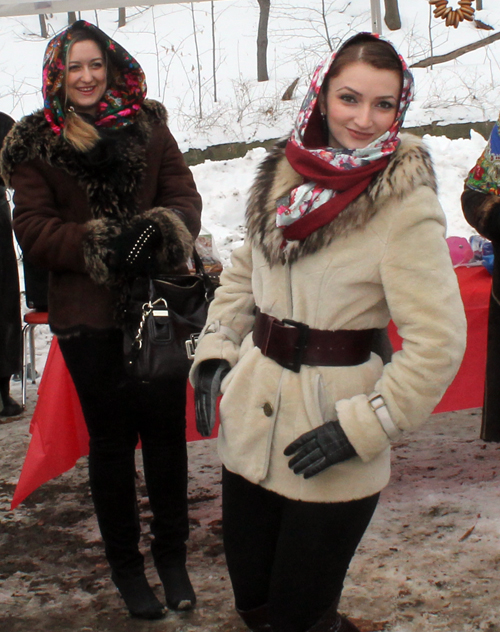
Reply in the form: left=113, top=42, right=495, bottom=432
left=123, top=249, right=216, bottom=382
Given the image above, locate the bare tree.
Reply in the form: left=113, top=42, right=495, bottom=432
left=257, top=0, right=270, bottom=82
left=384, top=0, right=401, bottom=31
left=211, top=1, right=217, bottom=102
left=190, top=4, right=203, bottom=118
left=321, top=0, right=333, bottom=50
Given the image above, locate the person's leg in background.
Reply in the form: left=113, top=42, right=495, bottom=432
left=138, top=376, right=196, bottom=610
left=58, top=329, right=165, bottom=620
left=0, top=375, right=22, bottom=416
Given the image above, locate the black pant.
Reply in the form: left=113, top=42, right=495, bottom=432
left=222, top=468, right=379, bottom=632
left=59, top=329, right=189, bottom=577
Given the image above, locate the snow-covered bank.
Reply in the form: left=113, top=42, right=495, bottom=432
left=190, top=129, right=489, bottom=269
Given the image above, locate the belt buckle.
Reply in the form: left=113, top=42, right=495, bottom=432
left=282, top=319, right=310, bottom=373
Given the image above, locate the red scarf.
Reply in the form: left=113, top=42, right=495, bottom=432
left=283, top=140, right=389, bottom=240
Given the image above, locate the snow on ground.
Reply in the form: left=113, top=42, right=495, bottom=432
left=2, top=2, right=500, bottom=631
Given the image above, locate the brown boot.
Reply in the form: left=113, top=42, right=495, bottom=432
left=237, top=604, right=272, bottom=631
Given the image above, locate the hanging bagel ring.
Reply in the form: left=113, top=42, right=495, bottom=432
left=429, top=0, right=475, bottom=28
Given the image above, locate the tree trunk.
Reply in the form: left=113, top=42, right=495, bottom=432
left=476, top=0, right=483, bottom=9
left=118, top=8, right=126, bottom=28
left=257, top=0, right=270, bottom=82
left=68, top=12, right=77, bottom=25
left=384, top=0, right=401, bottom=31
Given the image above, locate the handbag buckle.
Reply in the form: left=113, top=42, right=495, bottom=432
left=150, top=298, right=169, bottom=318
left=185, top=333, right=200, bottom=360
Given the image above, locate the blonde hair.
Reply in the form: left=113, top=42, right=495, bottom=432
left=63, top=108, right=100, bottom=152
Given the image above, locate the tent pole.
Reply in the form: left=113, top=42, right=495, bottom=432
left=370, top=0, right=383, bottom=34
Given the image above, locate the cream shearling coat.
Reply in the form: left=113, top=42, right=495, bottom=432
left=190, top=134, right=467, bottom=503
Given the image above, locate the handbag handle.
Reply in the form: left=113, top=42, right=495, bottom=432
left=192, top=246, right=216, bottom=302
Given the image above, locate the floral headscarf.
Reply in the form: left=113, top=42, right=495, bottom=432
left=465, top=116, right=500, bottom=196
left=43, top=20, right=146, bottom=136
left=277, top=32, right=414, bottom=240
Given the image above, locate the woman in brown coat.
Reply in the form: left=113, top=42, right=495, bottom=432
left=1, top=21, right=202, bottom=619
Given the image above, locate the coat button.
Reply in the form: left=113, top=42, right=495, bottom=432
left=263, top=402, right=273, bottom=417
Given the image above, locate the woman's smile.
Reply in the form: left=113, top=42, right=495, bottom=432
left=346, top=128, right=375, bottom=141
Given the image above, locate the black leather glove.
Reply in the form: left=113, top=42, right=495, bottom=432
left=284, top=421, right=357, bottom=479
left=110, top=220, right=162, bottom=276
left=194, top=359, right=230, bottom=437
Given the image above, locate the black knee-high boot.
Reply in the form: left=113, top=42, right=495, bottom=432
left=141, top=439, right=196, bottom=610
left=0, top=375, right=22, bottom=416
left=88, top=442, right=165, bottom=619
left=88, top=442, right=144, bottom=576
left=57, top=332, right=164, bottom=619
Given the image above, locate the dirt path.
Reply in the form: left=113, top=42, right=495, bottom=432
left=1, top=400, right=499, bottom=632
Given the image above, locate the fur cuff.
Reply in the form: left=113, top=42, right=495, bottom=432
left=82, top=208, right=193, bottom=287
left=82, top=218, right=123, bottom=286
left=140, top=207, right=193, bottom=271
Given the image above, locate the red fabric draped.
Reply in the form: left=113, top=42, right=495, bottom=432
left=10, top=339, right=218, bottom=509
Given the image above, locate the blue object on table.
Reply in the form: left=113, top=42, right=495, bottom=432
left=483, top=254, right=494, bottom=275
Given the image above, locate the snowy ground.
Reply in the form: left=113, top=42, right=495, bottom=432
left=2, top=2, right=500, bottom=631
left=2, top=393, right=500, bottom=632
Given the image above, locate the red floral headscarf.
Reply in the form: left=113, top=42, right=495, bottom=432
left=42, top=20, right=146, bottom=136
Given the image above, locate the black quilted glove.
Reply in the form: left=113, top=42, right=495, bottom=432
left=284, top=421, right=357, bottom=478
left=110, top=220, right=162, bottom=276
left=194, top=359, right=230, bottom=437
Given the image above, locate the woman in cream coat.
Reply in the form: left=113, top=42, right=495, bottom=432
left=191, top=33, right=466, bottom=632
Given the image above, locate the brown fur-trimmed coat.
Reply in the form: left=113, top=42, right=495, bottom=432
left=190, top=134, right=466, bottom=503
left=0, top=100, right=201, bottom=334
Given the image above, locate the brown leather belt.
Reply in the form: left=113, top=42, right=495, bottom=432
left=253, top=308, right=375, bottom=373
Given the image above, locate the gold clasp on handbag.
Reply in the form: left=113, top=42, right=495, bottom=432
left=185, top=333, right=200, bottom=360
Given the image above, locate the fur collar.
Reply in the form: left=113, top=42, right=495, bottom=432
left=246, top=134, right=437, bottom=266
left=0, top=99, right=167, bottom=222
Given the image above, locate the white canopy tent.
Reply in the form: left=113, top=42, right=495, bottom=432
left=0, top=0, right=209, bottom=18
left=0, top=0, right=383, bottom=33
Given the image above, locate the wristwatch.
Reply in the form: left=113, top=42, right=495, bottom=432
left=367, top=392, right=400, bottom=440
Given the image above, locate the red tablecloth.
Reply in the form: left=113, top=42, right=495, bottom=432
left=388, top=266, right=490, bottom=413
left=11, top=265, right=491, bottom=509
